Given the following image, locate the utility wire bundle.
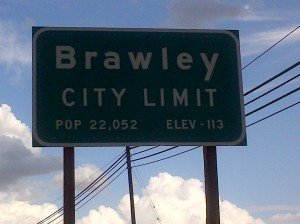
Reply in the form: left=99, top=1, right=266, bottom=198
left=36, top=152, right=127, bottom=224
left=244, top=61, right=299, bottom=127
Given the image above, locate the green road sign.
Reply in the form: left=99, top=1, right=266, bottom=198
left=33, top=27, right=246, bottom=147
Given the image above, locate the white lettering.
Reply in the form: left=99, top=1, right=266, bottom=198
left=56, top=120, right=63, bottom=130
left=111, top=88, right=126, bottom=106
left=144, top=89, right=156, bottom=106
left=62, top=88, right=75, bottom=106
left=128, top=52, right=152, bottom=69
left=83, top=88, right=88, bottom=106
left=94, top=88, right=106, bottom=106
left=166, top=120, right=172, bottom=129
left=173, top=89, right=188, bottom=106
left=162, top=47, right=168, bottom=70
left=104, top=52, right=120, bottom=69
left=56, top=46, right=76, bottom=69
left=177, top=53, right=193, bottom=70
left=85, top=51, right=97, bottom=69
left=160, top=89, right=165, bottom=106
left=166, top=119, right=196, bottom=130
left=200, top=53, right=219, bottom=82
left=205, top=89, right=217, bottom=106
left=196, top=89, right=201, bottom=107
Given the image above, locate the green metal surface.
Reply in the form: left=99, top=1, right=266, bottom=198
left=33, top=27, right=246, bottom=146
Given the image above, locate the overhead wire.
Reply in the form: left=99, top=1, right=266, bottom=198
left=131, top=146, right=178, bottom=162
left=41, top=164, right=127, bottom=224
left=36, top=202, right=63, bottom=224
left=131, top=145, right=160, bottom=156
left=42, top=164, right=127, bottom=224
left=75, top=151, right=126, bottom=199
left=243, top=62, right=300, bottom=124
left=31, top=150, right=126, bottom=224
left=43, top=213, right=63, bottom=224
left=75, top=150, right=126, bottom=190
left=242, top=25, right=300, bottom=70
left=75, top=166, right=127, bottom=211
left=247, top=101, right=300, bottom=127
left=132, top=168, right=162, bottom=223
left=245, top=73, right=300, bottom=106
left=75, top=161, right=127, bottom=207
left=132, top=146, right=199, bottom=168
left=37, top=151, right=127, bottom=224
left=245, top=86, right=300, bottom=116
left=244, top=61, right=300, bottom=96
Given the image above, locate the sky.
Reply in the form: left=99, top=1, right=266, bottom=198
left=0, top=0, right=299, bottom=224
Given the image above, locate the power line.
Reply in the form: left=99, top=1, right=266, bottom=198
left=37, top=207, right=63, bottom=224
left=31, top=150, right=126, bottom=224
left=246, top=87, right=300, bottom=116
left=244, top=61, right=300, bottom=96
left=21, top=196, right=63, bottom=224
left=133, top=168, right=162, bottom=223
left=75, top=161, right=127, bottom=207
left=42, top=163, right=127, bottom=224
left=242, top=25, right=300, bottom=70
left=131, top=145, right=160, bottom=156
left=76, top=151, right=126, bottom=199
left=75, top=150, right=126, bottom=190
left=245, top=73, right=300, bottom=106
left=75, top=167, right=127, bottom=211
left=43, top=212, right=63, bottom=224
left=131, top=146, right=178, bottom=162
left=37, top=152, right=126, bottom=224
left=247, top=101, right=300, bottom=127
left=132, top=146, right=199, bottom=168
left=43, top=165, right=127, bottom=224
left=53, top=218, right=63, bottom=224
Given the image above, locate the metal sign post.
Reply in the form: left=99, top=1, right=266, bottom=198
left=126, top=146, right=137, bottom=224
left=64, top=147, right=75, bottom=224
left=203, top=146, right=220, bottom=224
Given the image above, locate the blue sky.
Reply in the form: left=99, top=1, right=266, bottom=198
left=0, top=0, right=299, bottom=224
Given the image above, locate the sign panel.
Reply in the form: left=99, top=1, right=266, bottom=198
left=33, top=27, right=246, bottom=146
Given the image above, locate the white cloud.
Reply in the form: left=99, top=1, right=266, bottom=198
left=0, top=20, right=31, bottom=81
left=0, top=104, right=61, bottom=189
left=241, top=26, right=300, bottom=57
left=77, top=206, right=125, bottom=224
left=0, top=135, right=61, bottom=190
left=0, top=200, right=58, bottom=224
left=249, top=205, right=300, bottom=213
left=78, top=172, right=265, bottom=224
left=221, top=200, right=264, bottom=224
left=166, top=0, right=280, bottom=28
left=270, top=212, right=300, bottom=224
left=239, top=4, right=282, bottom=22
left=53, top=164, right=103, bottom=192
left=0, top=104, right=38, bottom=154
left=0, top=180, right=44, bottom=203
left=167, top=0, right=242, bottom=27
left=0, top=103, right=61, bottom=222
